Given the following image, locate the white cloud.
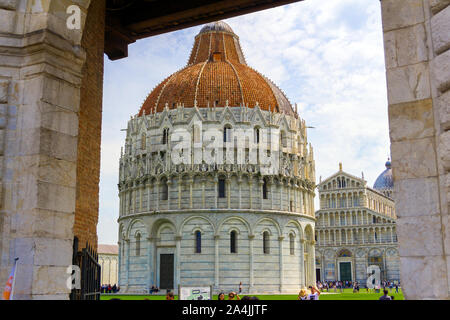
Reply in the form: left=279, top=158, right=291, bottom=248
left=97, top=0, right=390, bottom=244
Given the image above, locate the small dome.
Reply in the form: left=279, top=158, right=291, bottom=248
left=199, top=21, right=235, bottom=34
left=373, top=159, right=393, bottom=197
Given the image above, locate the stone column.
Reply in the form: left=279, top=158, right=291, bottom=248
left=383, top=0, right=450, bottom=295
left=202, top=178, right=206, bottom=208
left=156, top=181, right=160, bottom=211
left=214, top=235, right=220, bottom=288
left=259, top=178, right=264, bottom=209
left=227, top=177, right=231, bottom=209
left=175, top=236, right=181, bottom=288
left=214, top=175, right=218, bottom=208
left=147, top=183, right=151, bottom=211
left=287, top=182, right=291, bottom=211
left=178, top=179, right=182, bottom=209
left=249, top=175, right=253, bottom=209
left=147, top=237, right=154, bottom=288
left=125, top=238, right=130, bottom=291
left=189, top=178, right=193, bottom=209
left=167, top=179, right=172, bottom=210
left=310, top=240, right=316, bottom=285
left=279, top=236, right=284, bottom=292
left=300, top=238, right=305, bottom=287
left=270, top=178, right=274, bottom=210
left=249, top=235, right=255, bottom=292
left=238, top=176, right=242, bottom=209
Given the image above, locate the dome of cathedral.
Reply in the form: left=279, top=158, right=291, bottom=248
left=138, top=21, right=294, bottom=116
left=373, top=160, right=393, bottom=193
left=199, top=21, right=235, bottom=34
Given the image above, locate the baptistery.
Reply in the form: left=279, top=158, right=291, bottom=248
left=117, top=21, right=316, bottom=294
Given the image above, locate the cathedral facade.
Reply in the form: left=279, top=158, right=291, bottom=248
left=117, top=21, right=316, bottom=294
left=314, top=162, right=400, bottom=285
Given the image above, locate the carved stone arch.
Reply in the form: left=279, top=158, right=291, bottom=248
left=150, top=218, right=177, bottom=239
left=177, top=215, right=216, bottom=237
left=304, top=224, right=314, bottom=241
left=126, top=218, right=146, bottom=238
left=254, top=217, right=281, bottom=237
left=216, top=216, right=252, bottom=236
left=284, top=220, right=303, bottom=239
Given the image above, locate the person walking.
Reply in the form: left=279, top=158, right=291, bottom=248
left=239, top=282, right=242, bottom=294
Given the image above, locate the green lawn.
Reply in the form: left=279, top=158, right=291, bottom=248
left=101, top=288, right=404, bottom=300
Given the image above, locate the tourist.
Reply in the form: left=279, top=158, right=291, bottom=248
left=379, top=289, right=392, bottom=300
left=166, top=290, right=175, bottom=300
left=395, top=283, right=399, bottom=294
left=308, top=286, right=320, bottom=300
left=298, top=288, right=308, bottom=300
left=218, top=292, right=225, bottom=300
left=239, top=282, right=242, bottom=294
left=228, top=292, right=240, bottom=300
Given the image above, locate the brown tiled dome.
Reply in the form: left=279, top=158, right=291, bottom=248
left=139, top=21, right=294, bottom=116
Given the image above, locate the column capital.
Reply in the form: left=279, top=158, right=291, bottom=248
left=248, top=235, right=255, bottom=240
left=278, top=236, right=285, bottom=241
left=175, top=236, right=182, bottom=241
left=214, top=235, right=220, bottom=240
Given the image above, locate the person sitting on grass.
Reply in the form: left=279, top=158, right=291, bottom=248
left=379, top=289, right=392, bottom=300
left=228, top=292, right=240, bottom=300
left=298, top=288, right=308, bottom=300
left=166, top=290, right=175, bottom=300
left=218, top=292, right=225, bottom=300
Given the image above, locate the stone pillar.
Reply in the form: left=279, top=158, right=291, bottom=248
left=156, top=181, right=160, bottom=211
left=382, top=0, right=450, bottom=299
left=300, top=238, right=305, bottom=287
left=214, top=175, right=218, bottom=208
left=0, top=0, right=105, bottom=299
left=147, top=183, right=151, bottom=211
left=259, top=178, right=264, bottom=209
left=214, top=235, right=220, bottom=288
left=202, top=178, right=206, bottom=208
left=167, top=179, right=172, bottom=210
left=147, top=237, right=154, bottom=289
left=125, top=239, right=130, bottom=291
left=227, top=177, right=231, bottom=209
left=175, top=236, right=181, bottom=288
left=310, top=240, right=316, bottom=285
left=189, top=178, right=193, bottom=209
left=178, top=179, right=182, bottom=209
left=249, top=175, right=253, bottom=209
left=249, top=235, right=254, bottom=292
left=238, top=176, right=242, bottom=209
left=279, top=236, right=284, bottom=292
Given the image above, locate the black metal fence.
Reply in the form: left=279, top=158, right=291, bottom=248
left=70, top=237, right=101, bottom=300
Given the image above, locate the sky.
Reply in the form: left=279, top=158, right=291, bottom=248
left=98, top=0, right=390, bottom=245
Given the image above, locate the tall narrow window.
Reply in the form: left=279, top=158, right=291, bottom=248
left=281, top=131, right=287, bottom=148
left=218, top=178, right=226, bottom=198
left=262, top=179, right=268, bottom=199
left=162, top=128, right=169, bottom=144
left=161, top=179, right=168, bottom=200
left=135, top=233, right=141, bottom=256
left=141, top=133, right=146, bottom=150
left=263, top=231, right=270, bottom=254
left=230, top=231, right=237, bottom=253
left=289, top=234, right=295, bottom=255
left=195, top=231, right=202, bottom=253
left=223, top=125, right=231, bottom=143
left=254, top=127, right=260, bottom=144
